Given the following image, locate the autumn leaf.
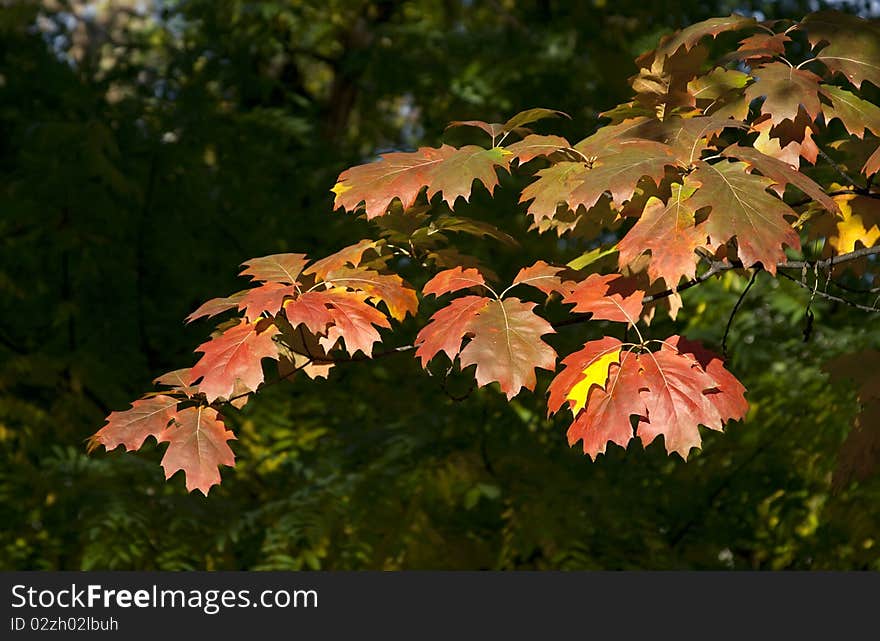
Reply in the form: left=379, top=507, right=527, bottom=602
left=240, top=253, right=309, bottom=285
left=159, top=406, right=235, bottom=495
left=511, top=261, right=574, bottom=296
left=414, top=295, right=490, bottom=365
left=819, top=84, right=880, bottom=138
left=282, top=291, right=336, bottom=335
left=618, top=182, right=708, bottom=286
left=238, top=282, right=299, bottom=322
left=687, top=159, right=801, bottom=272
left=423, top=267, right=490, bottom=297
left=800, top=11, right=880, bottom=90
left=745, top=62, right=822, bottom=126
left=563, top=273, right=645, bottom=324
left=559, top=350, right=647, bottom=458
left=186, top=291, right=246, bottom=324
left=506, top=134, right=572, bottom=164
left=458, top=298, right=557, bottom=399
left=153, top=369, right=198, bottom=397
left=303, top=240, right=382, bottom=280
left=318, top=290, right=392, bottom=357
left=638, top=14, right=758, bottom=66
left=189, top=320, right=281, bottom=402
left=319, top=266, right=419, bottom=321
left=721, top=144, right=840, bottom=214
left=549, top=338, right=746, bottom=459
left=89, top=395, right=179, bottom=453
left=520, top=141, right=679, bottom=222
left=332, top=145, right=511, bottom=218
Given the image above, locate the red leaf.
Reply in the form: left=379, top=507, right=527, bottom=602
left=189, top=320, right=281, bottom=402
left=547, top=336, right=624, bottom=416
left=564, top=274, right=645, bottom=324
left=153, top=369, right=198, bottom=397
left=687, top=159, right=801, bottom=272
left=506, top=134, right=571, bottom=164
left=304, top=240, right=380, bottom=281
left=333, top=145, right=510, bottom=219
left=511, top=261, right=574, bottom=296
left=617, top=183, right=708, bottom=287
left=565, top=351, right=646, bottom=458
left=414, top=295, right=490, bottom=366
left=636, top=349, right=727, bottom=458
left=89, top=395, right=178, bottom=453
left=320, top=267, right=419, bottom=321
left=185, top=291, right=246, bottom=324
left=458, top=298, right=557, bottom=399
left=423, top=267, right=489, bottom=297
left=238, top=282, right=299, bottom=322
left=548, top=337, right=747, bottom=460
left=159, top=406, right=235, bottom=496
left=283, top=291, right=335, bottom=335
left=240, top=253, right=309, bottom=284
left=663, top=336, right=748, bottom=423
left=520, top=141, right=679, bottom=223
left=745, top=62, right=822, bottom=127
left=722, top=143, right=839, bottom=214
left=318, top=290, right=392, bottom=357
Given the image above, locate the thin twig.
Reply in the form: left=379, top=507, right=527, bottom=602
left=722, top=271, right=759, bottom=357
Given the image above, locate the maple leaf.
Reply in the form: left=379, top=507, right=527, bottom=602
left=617, top=182, right=709, bottom=286
left=186, top=291, right=246, bottom=324
left=240, top=253, right=309, bottom=285
left=238, top=282, right=299, bottom=322
left=546, top=336, right=624, bottom=417
left=414, top=295, right=490, bottom=366
left=687, top=159, right=801, bottom=272
left=721, top=144, right=840, bottom=214
left=663, top=336, right=748, bottom=424
left=548, top=337, right=747, bottom=459
left=636, top=348, right=727, bottom=457
left=423, top=267, right=490, bottom=297
left=638, top=14, right=758, bottom=66
left=745, top=62, right=822, bottom=126
left=332, top=145, right=510, bottom=219
left=153, top=369, right=198, bottom=397
left=800, top=11, right=880, bottom=90
left=159, top=406, right=235, bottom=495
left=819, top=85, right=880, bottom=138
left=506, top=134, right=572, bottom=164
left=520, top=141, right=679, bottom=222
left=563, top=273, right=645, bottom=324
left=318, top=290, right=392, bottom=357
left=189, top=320, right=281, bottom=402
left=625, top=116, right=749, bottom=164
left=282, top=291, right=336, bottom=335
left=511, top=261, right=574, bottom=296
left=318, top=266, right=418, bottom=321
left=561, top=350, right=647, bottom=458
left=733, top=32, right=791, bottom=61
left=303, top=239, right=382, bottom=281
left=813, top=194, right=880, bottom=254
left=458, top=298, right=557, bottom=400
left=89, top=395, right=178, bottom=453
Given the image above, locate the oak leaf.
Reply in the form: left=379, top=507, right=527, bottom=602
left=189, top=320, right=281, bottom=402
left=159, top=406, right=235, bottom=496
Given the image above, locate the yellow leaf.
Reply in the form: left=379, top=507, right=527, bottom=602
left=830, top=194, right=880, bottom=253
left=566, top=348, right=621, bottom=414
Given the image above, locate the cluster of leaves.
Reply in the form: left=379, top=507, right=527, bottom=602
left=90, top=10, right=880, bottom=495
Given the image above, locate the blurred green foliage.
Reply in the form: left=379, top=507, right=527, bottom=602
left=1, top=0, right=879, bottom=570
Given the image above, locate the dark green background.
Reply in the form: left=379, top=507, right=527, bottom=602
left=1, top=0, right=878, bottom=570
